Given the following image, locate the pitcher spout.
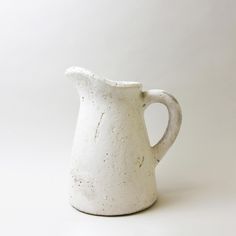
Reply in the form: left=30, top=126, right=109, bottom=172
left=65, top=66, right=95, bottom=83
left=65, top=66, right=142, bottom=89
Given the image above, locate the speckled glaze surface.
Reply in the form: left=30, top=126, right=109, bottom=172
left=66, top=67, right=182, bottom=216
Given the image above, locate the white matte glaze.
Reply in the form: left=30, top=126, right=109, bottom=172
left=66, top=67, right=182, bottom=216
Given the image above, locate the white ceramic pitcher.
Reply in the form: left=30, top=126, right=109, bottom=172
left=66, top=67, right=182, bottom=216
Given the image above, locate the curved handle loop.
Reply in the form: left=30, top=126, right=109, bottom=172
left=143, top=89, right=182, bottom=166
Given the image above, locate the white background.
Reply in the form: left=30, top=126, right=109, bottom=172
left=0, top=0, right=235, bottom=235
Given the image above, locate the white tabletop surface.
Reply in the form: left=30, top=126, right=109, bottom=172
left=1, top=144, right=235, bottom=236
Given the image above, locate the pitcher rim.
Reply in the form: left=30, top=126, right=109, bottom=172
left=65, top=66, right=142, bottom=88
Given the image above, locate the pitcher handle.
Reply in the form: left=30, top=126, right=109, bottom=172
left=142, top=89, right=182, bottom=166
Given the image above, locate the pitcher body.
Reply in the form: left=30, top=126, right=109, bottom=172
left=66, top=67, right=182, bottom=215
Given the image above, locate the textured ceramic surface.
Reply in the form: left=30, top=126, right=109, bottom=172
left=66, top=67, right=182, bottom=216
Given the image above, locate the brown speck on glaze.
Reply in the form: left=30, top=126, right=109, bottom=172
left=94, top=112, right=105, bottom=140
left=141, top=91, right=147, bottom=98
left=139, top=156, right=144, bottom=168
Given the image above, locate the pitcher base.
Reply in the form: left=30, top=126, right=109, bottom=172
left=70, top=198, right=158, bottom=216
